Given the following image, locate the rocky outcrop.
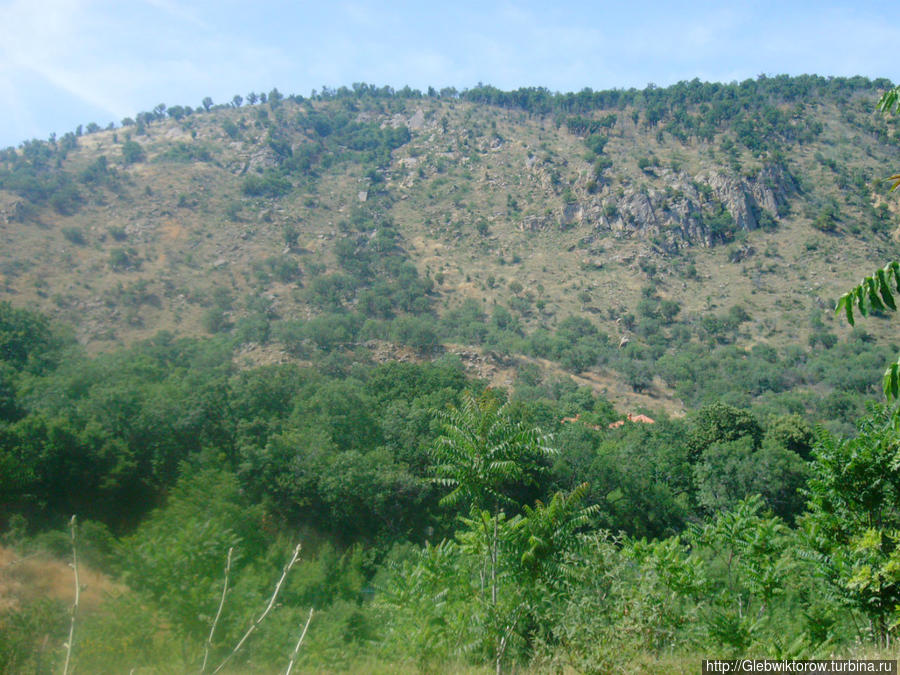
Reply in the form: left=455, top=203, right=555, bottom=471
left=584, top=163, right=794, bottom=248
left=561, top=202, right=584, bottom=228
left=750, top=164, right=795, bottom=213
left=520, top=214, right=553, bottom=232
left=234, top=146, right=279, bottom=174
left=0, top=200, right=29, bottom=224
left=695, top=164, right=793, bottom=232
left=385, top=114, right=408, bottom=130
left=583, top=180, right=707, bottom=248
left=407, top=108, right=426, bottom=130
left=697, top=170, right=758, bottom=230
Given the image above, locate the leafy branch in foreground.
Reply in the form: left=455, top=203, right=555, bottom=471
left=834, top=261, right=900, bottom=399
left=877, top=86, right=900, bottom=116
left=876, top=86, right=900, bottom=190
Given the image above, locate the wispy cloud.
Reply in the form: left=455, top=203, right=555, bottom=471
left=0, top=0, right=128, bottom=118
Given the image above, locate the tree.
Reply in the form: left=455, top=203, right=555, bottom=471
left=121, top=139, right=145, bottom=165
left=694, top=495, right=794, bottom=653
left=764, top=413, right=815, bottom=460
left=167, top=105, right=187, bottom=120
left=282, top=223, right=299, bottom=249
left=430, top=390, right=554, bottom=516
left=429, top=390, right=555, bottom=673
left=687, top=401, right=762, bottom=460
left=513, top=483, right=599, bottom=648
left=693, top=435, right=807, bottom=519
left=123, top=466, right=269, bottom=641
left=0, top=301, right=62, bottom=373
left=621, top=359, right=651, bottom=392
left=805, top=407, right=900, bottom=647
left=202, top=96, right=213, bottom=112
left=517, top=483, right=598, bottom=585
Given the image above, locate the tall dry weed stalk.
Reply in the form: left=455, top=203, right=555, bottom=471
left=211, top=543, right=303, bottom=675
left=284, top=607, right=314, bottom=675
left=200, top=546, right=233, bottom=674
left=62, top=515, right=79, bottom=675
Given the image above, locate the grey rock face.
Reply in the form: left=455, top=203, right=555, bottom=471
left=561, top=202, right=584, bottom=228
left=697, top=170, right=758, bottom=231
left=407, top=109, right=426, bottom=130
left=587, top=163, right=793, bottom=248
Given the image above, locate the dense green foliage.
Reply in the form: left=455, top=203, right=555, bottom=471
left=0, top=296, right=898, bottom=672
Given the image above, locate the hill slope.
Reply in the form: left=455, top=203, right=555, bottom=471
left=2, top=76, right=900, bottom=418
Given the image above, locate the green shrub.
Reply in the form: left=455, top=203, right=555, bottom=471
left=108, top=226, right=127, bottom=241
left=109, top=247, right=139, bottom=270
left=62, top=227, right=86, bottom=245
left=242, top=171, right=292, bottom=197
left=0, top=598, right=68, bottom=674
left=222, top=119, right=239, bottom=139
left=157, top=141, right=213, bottom=163
left=121, top=139, right=145, bottom=164
left=201, top=307, right=230, bottom=334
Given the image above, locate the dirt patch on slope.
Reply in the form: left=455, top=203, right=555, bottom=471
left=159, top=218, right=185, bottom=241
left=0, top=545, right=123, bottom=615
left=363, top=340, right=686, bottom=416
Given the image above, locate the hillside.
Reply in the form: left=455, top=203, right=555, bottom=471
left=9, top=76, right=900, bottom=673
left=2, top=76, right=900, bottom=419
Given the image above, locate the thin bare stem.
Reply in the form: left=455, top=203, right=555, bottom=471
left=212, top=543, right=302, bottom=675
left=200, top=546, right=233, bottom=674
left=284, top=607, right=314, bottom=675
left=63, top=515, right=80, bottom=675
left=495, top=607, right=521, bottom=675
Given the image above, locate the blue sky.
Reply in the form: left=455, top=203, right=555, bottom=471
left=1, top=1, right=898, bottom=148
